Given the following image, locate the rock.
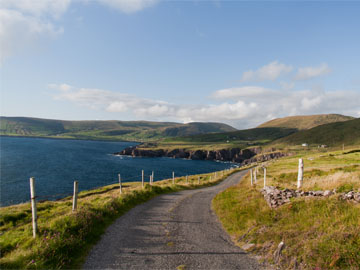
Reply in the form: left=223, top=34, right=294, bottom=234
left=242, top=243, right=255, bottom=251
left=314, top=191, right=324, bottom=196
left=273, top=241, right=285, bottom=263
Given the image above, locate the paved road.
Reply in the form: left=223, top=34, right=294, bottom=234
left=83, top=171, right=260, bottom=269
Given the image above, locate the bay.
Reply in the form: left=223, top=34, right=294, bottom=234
left=0, top=136, right=234, bottom=206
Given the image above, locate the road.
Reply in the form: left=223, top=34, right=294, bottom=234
left=83, top=170, right=260, bottom=269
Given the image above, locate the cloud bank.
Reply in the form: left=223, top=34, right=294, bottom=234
left=50, top=83, right=360, bottom=128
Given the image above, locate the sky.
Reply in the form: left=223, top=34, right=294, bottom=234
left=1, top=0, right=360, bottom=129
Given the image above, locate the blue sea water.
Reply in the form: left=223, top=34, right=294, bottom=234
left=0, top=136, right=235, bottom=206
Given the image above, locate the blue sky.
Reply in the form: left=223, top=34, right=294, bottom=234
left=1, top=0, right=360, bottom=128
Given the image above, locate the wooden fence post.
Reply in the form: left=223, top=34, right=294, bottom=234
left=118, top=173, right=122, bottom=194
left=142, top=170, right=144, bottom=188
left=172, top=171, right=175, bottom=184
left=297, top=158, right=303, bottom=189
left=29, top=177, right=37, bottom=238
left=254, top=168, right=257, bottom=184
left=72, top=181, right=78, bottom=211
left=149, top=175, right=152, bottom=185
left=263, top=167, right=267, bottom=188
left=152, top=171, right=154, bottom=184
left=250, top=169, right=253, bottom=186
left=198, top=176, right=200, bottom=184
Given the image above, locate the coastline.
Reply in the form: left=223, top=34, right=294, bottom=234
left=0, top=134, right=140, bottom=144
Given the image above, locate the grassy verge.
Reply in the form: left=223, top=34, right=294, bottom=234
left=0, top=168, right=241, bottom=269
left=213, top=147, right=360, bottom=269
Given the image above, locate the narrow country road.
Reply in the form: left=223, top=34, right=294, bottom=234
left=83, top=170, right=260, bottom=269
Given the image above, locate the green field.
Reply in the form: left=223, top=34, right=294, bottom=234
left=0, top=117, right=236, bottom=142
left=213, top=147, right=360, bottom=269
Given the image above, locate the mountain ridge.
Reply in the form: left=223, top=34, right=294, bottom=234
left=0, top=116, right=236, bottom=141
left=257, top=114, right=354, bottom=130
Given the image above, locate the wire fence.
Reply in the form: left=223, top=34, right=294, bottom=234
left=23, top=167, right=238, bottom=238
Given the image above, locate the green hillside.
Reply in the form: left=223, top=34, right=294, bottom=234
left=0, top=117, right=236, bottom=142
left=273, top=118, right=360, bottom=147
left=258, top=114, right=354, bottom=130
left=141, top=127, right=297, bottom=151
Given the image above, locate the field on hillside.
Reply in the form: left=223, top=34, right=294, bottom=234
left=0, top=117, right=236, bottom=142
left=213, top=147, right=360, bottom=269
left=138, top=127, right=296, bottom=151
left=258, top=114, right=354, bottom=130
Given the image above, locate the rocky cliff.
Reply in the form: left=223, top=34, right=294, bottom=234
left=114, top=146, right=288, bottom=164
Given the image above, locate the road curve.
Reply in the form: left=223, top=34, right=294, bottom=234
left=83, top=171, right=260, bottom=269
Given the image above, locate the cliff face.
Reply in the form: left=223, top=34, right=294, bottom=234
left=114, top=146, right=288, bottom=164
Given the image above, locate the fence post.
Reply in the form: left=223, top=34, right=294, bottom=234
left=250, top=168, right=253, bottom=186
left=198, top=176, right=200, bottom=184
left=29, top=177, right=37, bottom=238
left=152, top=171, right=154, bottom=184
left=118, top=173, right=122, bottom=194
left=172, top=171, right=175, bottom=184
left=142, top=170, right=144, bottom=188
left=254, top=168, right=257, bottom=183
left=186, top=175, right=188, bottom=184
left=297, top=158, right=304, bottom=189
left=263, top=167, right=267, bottom=188
left=72, top=181, right=78, bottom=211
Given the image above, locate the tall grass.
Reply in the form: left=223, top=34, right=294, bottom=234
left=213, top=147, right=360, bottom=269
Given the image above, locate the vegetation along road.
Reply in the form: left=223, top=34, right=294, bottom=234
left=83, top=171, right=260, bottom=269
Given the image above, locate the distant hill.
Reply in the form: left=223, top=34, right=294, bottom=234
left=273, top=118, right=360, bottom=147
left=0, top=117, right=236, bottom=141
left=258, top=114, right=354, bottom=130
left=167, top=127, right=297, bottom=143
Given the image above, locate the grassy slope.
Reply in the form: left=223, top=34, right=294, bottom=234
left=0, top=168, right=242, bottom=269
left=140, top=127, right=297, bottom=151
left=272, top=118, right=360, bottom=147
left=213, top=147, right=360, bottom=269
left=258, top=114, right=354, bottom=130
left=0, top=117, right=236, bottom=142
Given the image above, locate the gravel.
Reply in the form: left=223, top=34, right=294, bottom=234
left=83, top=170, right=260, bottom=270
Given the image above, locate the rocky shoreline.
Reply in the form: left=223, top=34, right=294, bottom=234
left=114, top=145, right=289, bottom=165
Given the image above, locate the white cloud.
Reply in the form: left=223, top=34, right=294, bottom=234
left=98, top=0, right=159, bottom=13
left=294, top=63, right=331, bottom=80
left=0, top=0, right=71, bottom=18
left=212, top=86, right=272, bottom=99
left=50, top=83, right=360, bottom=128
left=0, top=0, right=159, bottom=64
left=280, top=81, right=295, bottom=91
left=241, top=61, right=293, bottom=82
left=0, top=8, right=63, bottom=64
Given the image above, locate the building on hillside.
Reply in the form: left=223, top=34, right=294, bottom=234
left=302, top=143, right=308, bottom=147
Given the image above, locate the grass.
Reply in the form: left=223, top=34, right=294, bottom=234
left=213, top=147, right=360, bottom=269
left=272, top=118, right=360, bottom=147
left=257, top=114, right=354, bottom=130
left=0, top=168, right=241, bottom=269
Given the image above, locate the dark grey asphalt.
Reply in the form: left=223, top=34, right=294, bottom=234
left=83, top=170, right=260, bottom=269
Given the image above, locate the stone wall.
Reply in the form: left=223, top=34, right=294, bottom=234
left=261, top=186, right=360, bottom=208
